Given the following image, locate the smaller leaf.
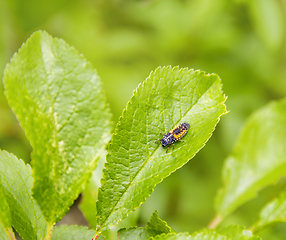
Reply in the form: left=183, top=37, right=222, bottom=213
left=51, top=225, right=102, bottom=240
left=118, top=227, right=152, bottom=240
left=0, top=150, right=48, bottom=240
left=146, top=210, right=175, bottom=236
left=201, top=225, right=260, bottom=240
left=151, top=232, right=225, bottom=240
left=253, top=188, right=286, bottom=232
left=118, top=210, right=173, bottom=240
left=215, top=99, right=286, bottom=218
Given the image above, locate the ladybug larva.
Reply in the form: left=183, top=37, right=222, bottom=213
left=155, top=122, right=189, bottom=153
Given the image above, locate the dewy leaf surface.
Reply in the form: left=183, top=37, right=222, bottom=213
left=0, top=150, right=47, bottom=240
left=253, top=188, right=286, bottom=232
left=3, top=31, right=112, bottom=224
left=216, top=99, right=286, bottom=218
left=96, top=66, right=227, bottom=232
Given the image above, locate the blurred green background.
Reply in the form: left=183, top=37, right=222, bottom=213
left=0, top=0, right=286, bottom=239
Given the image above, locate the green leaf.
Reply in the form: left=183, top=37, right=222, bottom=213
left=216, top=99, right=286, bottom=218
left=51, top=225, right=102, bottom=240
left=118, top=227, right=152, bottom=240
left=152, top=226, right=261, bottom=240
left=118, top=210, right=173, bottom=240
left=253, top=188, right=286, bottom=232
left=96, top=66, right=227, bottom=233
left=0, top=150, right=47, bottom=240
left=3, top=30, right=112, bottom=224
left=146, top=210, right=174, bottom=236
left=202, top=225, right=260, bottom=240
left=151, top=232, right=226, bottom=240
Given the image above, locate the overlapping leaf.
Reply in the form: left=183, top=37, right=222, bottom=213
left=146, top=210, right=174, bottom=236
left=0, top=150, right=47, bottom=240
left=96, top=66, right=227, bottom=234
left=3, top=31, right=112, bottom=224
left=253, top=188, right=286, bottom=232
left=51, top=225, right=101, bottom=240
left=215, top=99, right=286, bottom=218
left=118, top=210, right=173, bottom=240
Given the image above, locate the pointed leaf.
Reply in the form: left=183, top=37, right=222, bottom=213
left=3, top=30, right=112, bottom=224
left=0, top=150, right=47, bottom=240
left=253, top=188, right=286, bottom=232
left=146, top=210, right=174, bottom=235
left=51, top=225, right=103, bottom=240
left=96, top=66, right=227, bottom=233
left=216, top=99, right=286, bottom=218
left=118, top=210, right=174, bottom=240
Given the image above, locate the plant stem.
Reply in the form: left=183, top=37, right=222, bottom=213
left=7, top=228, right=16, bottom=240
left=92, top=230, right=101, bottom=240
left=45, top=223, right=54, bottom=240
left=208, top=214, right=222, bottom=229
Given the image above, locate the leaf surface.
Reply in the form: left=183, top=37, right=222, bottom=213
left=118, top=227, right=152, bottom=240
left=3, top=30, right=112, bottom=224
left=151, top=232, right=226, bottom=240
left=118, top=210, right=173, bottom=240
left=253, top=188, right=286, bottom=232
left=51, top=225, right=102, bottom=240
left=201, top=225, right=260, bottom=240
left=0, top=184, right=14, bottom=240
left=96, top=66, right=227, bottom=233
left=146, top=210, right=174, bottom=236
left=0, top=150, right=47, bottom=240
left=216, top=99, right=286, bottom=218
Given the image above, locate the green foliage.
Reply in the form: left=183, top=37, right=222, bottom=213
left=202, top=225, right=261, bottom=240
left=146, top=210, right=175, bottom=236
left=118, top=228, right=152, bottom=240
left=216, top=99, right=286, bottom=218
left=118, top=210, right=174, bottom=240
left=247, top=0, right=284, bottom=51
left=152, top=225, right=262, bottom=240
left=96, top=66, right=227, bottom=233
left=253, top=188, right=286, bottom=232
left=51, top=225, right=100, bottom=240
left=3, top=30, right=112, bottom=224
left=0, top=150, right=47, bottom=240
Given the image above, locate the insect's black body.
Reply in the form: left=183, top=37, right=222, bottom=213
left=156, top=122, right=189, bottom=152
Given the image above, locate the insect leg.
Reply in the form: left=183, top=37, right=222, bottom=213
left=166, top=146, right=169, bottom=153
left=172, top=144, right=175, bottom=149
left=155, top=139, right=161, bottom=143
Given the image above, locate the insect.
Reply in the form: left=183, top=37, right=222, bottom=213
left=155, top=122, right=189, bottom=153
